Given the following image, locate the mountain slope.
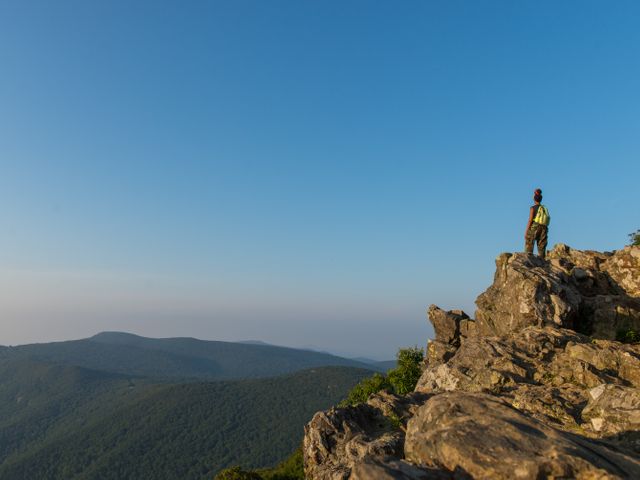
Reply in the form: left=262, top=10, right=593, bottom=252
left=352, top=357, right=396, bottom=371
left=0, top=362, right=372, bottom=479
left=0, top=358, right=158, bottom=463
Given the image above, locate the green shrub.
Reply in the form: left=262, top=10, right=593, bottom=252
left=386, top=412, right=402, bottom=429
left=215, top=466, right=262, bottom=480
left=220, top=447, right=304, bottom=480
left=339, top=373, right=391, bottom=406
left=616, top=328, right=640, bottom=344
left=629, top=230, right=640, bottom=246
left=258, top=447, right=304, bottom=480
left=340, top=347, right=424, bottom=405
left=387, top=347, right=424, bottom=395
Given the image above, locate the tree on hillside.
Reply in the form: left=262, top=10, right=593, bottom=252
left=630, top=230, right=640, bottom=246
left=215, top=466, right=262, bottom=480
left=387, top=347, right=424, bottom=395
left=217, top=447, right=305, bottom=480
left=340, top=373, right=391, bottom=406
left=341, top=346, right=425, bottom=405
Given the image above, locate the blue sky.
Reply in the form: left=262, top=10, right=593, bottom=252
left=1, top=1, right=638, bottom=359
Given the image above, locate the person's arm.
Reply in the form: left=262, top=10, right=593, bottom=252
left=525, top=206, right=534, bottom=238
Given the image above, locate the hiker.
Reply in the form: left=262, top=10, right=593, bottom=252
left=525, top=188, right=550, bottom=259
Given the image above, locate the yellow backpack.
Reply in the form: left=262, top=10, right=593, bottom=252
left=534, top=205, right=550, bottom=226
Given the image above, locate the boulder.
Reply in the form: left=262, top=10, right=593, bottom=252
left=349, top=457, right=452, bottom=480
left=404, top=392, right=640, bottom=479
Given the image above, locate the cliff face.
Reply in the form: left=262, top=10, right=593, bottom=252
left=303, top=244, right=640, bottom=479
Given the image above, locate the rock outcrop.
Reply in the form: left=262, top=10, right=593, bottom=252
left=474, top=244, right=640, bottom=338
left=304, top=244, right=640, bottom=479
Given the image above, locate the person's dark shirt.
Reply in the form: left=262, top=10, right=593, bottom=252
left=531, top=204, right=540, bottom=221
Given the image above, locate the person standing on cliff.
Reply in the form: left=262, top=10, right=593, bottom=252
left=525, top=188, right=551, bottom=259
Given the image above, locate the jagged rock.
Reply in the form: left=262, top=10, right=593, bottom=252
left=303, top=404, right=402, bottom=480
left=474, top=252, right=581, bottom=335
left=424, top=246, right=639, bottom=358
left=427, top=306, right=473, bottom=345
left=506, top=383, right=586, bottom=430
left=404, top=392, right=640, bottom=479
left=582, top=384, right=640, bottom=435
left=303, top=392, right=429, bottom=479
left=424, top=340, right=457, bottom=368
left=418, top=327, right=585, bottom=394
left=474, top=245, right=640, bottom=339
left=603, top=246, right=640, bottom=297
left=425, top=306, right=476, bottom=367
left=304, top=245, right=640, bottom=479
left=564, top=338, right=640, bottom=386
left=552, top=244, right=640, bottom=298
left=366, top=391, right=431, bottom=425
left=415, top=324, right=640, bottom=436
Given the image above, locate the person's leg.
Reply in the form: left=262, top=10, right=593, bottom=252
left=537, top=226, right=548, bottom=259
left=525, top=225, right=535, bottom=254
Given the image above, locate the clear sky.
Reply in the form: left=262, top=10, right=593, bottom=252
left=1, top=1, right=638, bottom=359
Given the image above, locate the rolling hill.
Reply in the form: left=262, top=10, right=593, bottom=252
left=0, top=333, right=379, bottom=479
left=0, top=357, right=371, bottom=479
left=3, top=331, right=381, bottom=380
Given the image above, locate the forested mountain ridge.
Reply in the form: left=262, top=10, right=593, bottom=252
left=0, top=332, right=388, bottom=478
left=3, top=331, right=383, bottom=380
left=0, top=358, right=372, bottom=479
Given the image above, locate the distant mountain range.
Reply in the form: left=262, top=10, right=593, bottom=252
left=238, top=340, right=397, bottom=370
left=0, top=331, right=388, bottom=380
left=0, top=332, right=377, bottom=479
left=352, top=357, right=397, bottom=371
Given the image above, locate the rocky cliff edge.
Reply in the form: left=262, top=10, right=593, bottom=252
left=303, top=244, right=640, bottom=479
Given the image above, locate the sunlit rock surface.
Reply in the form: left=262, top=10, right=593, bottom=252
left=304, top=245, right=640, bottom=479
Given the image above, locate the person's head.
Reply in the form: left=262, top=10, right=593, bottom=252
left=533, top=188, right=543, bottom=203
